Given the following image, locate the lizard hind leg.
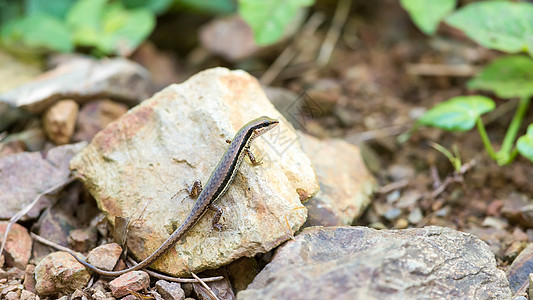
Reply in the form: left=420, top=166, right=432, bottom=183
left=208, top=204, right=226, bottom=241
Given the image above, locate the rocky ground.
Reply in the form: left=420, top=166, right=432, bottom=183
left=1, top=1, right=532, bottom=300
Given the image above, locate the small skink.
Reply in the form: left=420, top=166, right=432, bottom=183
left=68, top=116, right=279, bottom=276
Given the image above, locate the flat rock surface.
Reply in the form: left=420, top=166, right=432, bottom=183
left=238, top=226, right=511, bottom=300
left=0, top=142, right=87, bottom=220
left=70, top=67, right=319, bottom=276
left=299, top=134, right=376, bottom=226
left=0, top=57, right=151, bottom=114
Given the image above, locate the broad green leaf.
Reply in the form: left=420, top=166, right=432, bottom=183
left=517, top=124, right=533, bottom=162
left=0, top=13, right=73, bottom=53
left=468, top=55, right=533, bottom=99
left=99, top=3, right=155, bottom=56
left=239, top=0, right=314, bottom=45
left=67, top=0, right=155, bottom=56
left=445, top=1, right=533, bottom=57
left=66, top=0, right=106, bottom=34
left=26, top=0, right=77, bottom=19
left=418, top=96, right=495, bottom=131
left=121, top=0, right=174, bottom=14
left=400, top=0, right=456, bottom=35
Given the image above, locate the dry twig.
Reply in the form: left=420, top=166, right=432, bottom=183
left=1, top=177, right=74, bottom=262
left=317, top=0, right=351, bottom=67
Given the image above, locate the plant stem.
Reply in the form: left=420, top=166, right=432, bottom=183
left=476, top=117, right=497, bottom=160
left=500, top=97, right=530, bottom=157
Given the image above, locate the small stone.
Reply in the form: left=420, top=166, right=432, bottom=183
left=505, top=241, right=526, bottom=262
left=86, top=243, right=123, bottom=271
left=388, top=164, right=415, bottom=181
left=34, top=252, right=91, bottom=295
left=482, top=217, right=508, bottom=230
left=383, top=208, right=402, bottom=221
left=68, top=228, right=97, bottom=253
left=73, top=100, right=128, bottom=142
left=23, top=265, right=36, bottom=294
left=5, top=291, right=19, bottom=300
left=394, top=218, right=409, bottom=229
left=109, top=271, right=150, bottom=298
left=19, top=290, right=38, bottom=300
left=514, top=227, right=528, bottom=242
left=408, top=207, right=423, bottom=224
left=396, top=190, right=422, bottom=209
left=42, top=99, right=79, bottom=145
left=487, top=200, right=504, bottom=216
left=155, top=280, right=185, bottom=300
left=121, top=295, right=139, bottom=300
left=71, top=289, right=85, bottom=299
left=386, top=190, right=401, bottom=204
left=0, top=222, right=32, bottom=269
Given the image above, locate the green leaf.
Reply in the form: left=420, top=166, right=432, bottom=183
left=418, top=96, right=495, bottom=131
left=468, top=55, right=533, bottom=99
left=239, top=0, right=314, bottom=45
left=517, top=124, right=533, bottom=162
left=26, top=0, right=77, bottom=19
left=176, top=0, right=236, bottom=14
left=66, top=0, right=155, bottom=56
left=0, top=13, right=73, bottom=53
left=400, top=0, right=456, bottom=35
left=445, top=1, right=533, bottom=56
left=100, top=3, right=155, bottom=55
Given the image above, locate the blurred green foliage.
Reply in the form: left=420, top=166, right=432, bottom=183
left=414, top=0, right=533, bottom=165
left=0, top=0, right=313, bottom=56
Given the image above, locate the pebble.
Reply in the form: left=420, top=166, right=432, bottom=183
left=109, top=271, right=150, bottom=298
left=42, top=99, right=79, bottom=145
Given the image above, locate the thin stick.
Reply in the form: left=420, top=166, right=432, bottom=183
left=260, top=12, right=325, bottom=85
left=317, top=0, right=351, bottom=67
left=126, top=257, right=223, bottom=283
left=406, top=64, right=478, bottom=77
left=1, top=177, right=74, bottom=262
left=31, top=232, right=85, bottom=258
left=191, top=271, right=219, bottom=300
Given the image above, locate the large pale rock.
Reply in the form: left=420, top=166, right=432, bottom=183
left=238, top=226, right=511, bottom=300
left=299, top=134, right=376, bottom=226
left=0, top=142, right=87, bottom=220
left=69, top=67, right=319, bottom=276
left=0, top=57, right=151, bottom=114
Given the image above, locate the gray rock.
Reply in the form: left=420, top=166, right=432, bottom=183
left=156, top=280, right=185, bottom=300
left=34, top=252, right=91, bottom=295
left=508, top=243, right=533, bottom=294
left=69, top=67, right=319, bottom=276
left=0, top=57, right=151, bottom=114
left=238, top=226, right=511, bottom=300
left=299, top=134, right=376, bottom=226
left=0, top=142, right=87, bottom=220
